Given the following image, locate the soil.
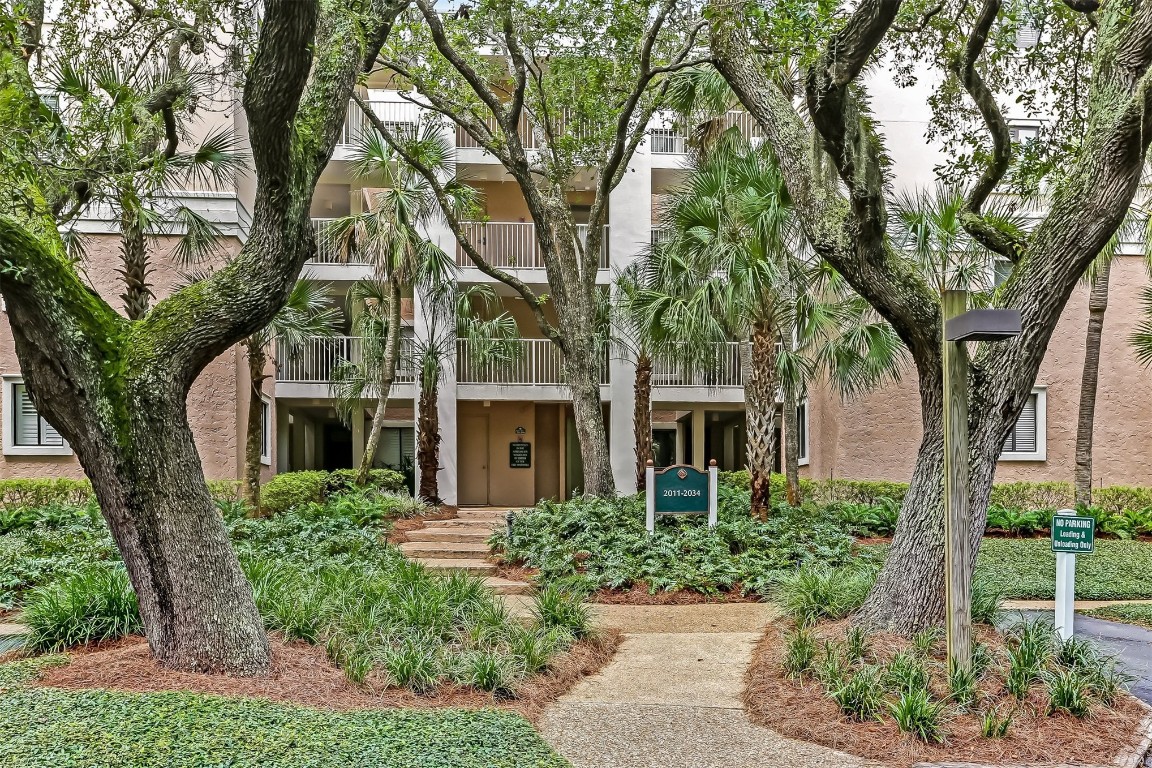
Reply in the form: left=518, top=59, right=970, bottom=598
left=744, top=619, right=1150, bottom=767
left=588, top=583, right=763, bottom=605
left=31, top=629, right=621, bottom=723
left=387, top=506, right=459, bottom=545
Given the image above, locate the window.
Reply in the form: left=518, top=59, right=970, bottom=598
left=3, top=378, right=70, bottom=456
left=1001, top=389, right=1046, bottom=461
left=260, top=397, right=272, bottom=465
left=1009, top=124, right=1039, bottom=144
left=796, top=400, right=809, bottom=466
left=650, top=128, right=682, bottom=154
left=377, top=426, right=415, bottom=470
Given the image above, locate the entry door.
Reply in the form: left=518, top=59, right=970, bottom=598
left=459, top=414, right=490, bottom=506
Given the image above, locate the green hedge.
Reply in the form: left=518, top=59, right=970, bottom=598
left=260, top=469, right=407, bottom=514
left=0, top=478, right=242, bottom=510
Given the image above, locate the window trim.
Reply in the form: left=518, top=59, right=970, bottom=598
left=3, top=376, right=72, bottom=456
left=259, top=396, right=272, bottom=466
left=999, top=387, right=1046, bottom=462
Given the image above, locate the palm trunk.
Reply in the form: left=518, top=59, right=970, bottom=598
left=1074, top=260, right=1111, bottom=507
left=417, top=379, right=441, bottom=504
left=634, top=351, right=653, bottom=491
left=357, top=279, right=403, bottom=485
left=119, top=211, right=152, bottom=320
left=746, top=321, right=778, bottom=519
left=243, top=339, right=268, bottom=512
left=783, top=379, right=801, bottom=506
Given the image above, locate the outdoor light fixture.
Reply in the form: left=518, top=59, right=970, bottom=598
left=944, top=308, right=1022, bottom=342
left=515, top=426, right=526, bottom=441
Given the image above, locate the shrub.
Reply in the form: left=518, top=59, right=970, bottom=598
left=326, top=468, right=407, bottom=495
left=989, top=482, right=1073, bottom=512
left=830, top=665, right=886, bottom=721
left=1095, top=485, right=1152, bottom=516
left=889, top=688, right=946, bottom=742
left=1045, top=669, right=1093, bottom=717
left=980, top=706, right=1012, bottom=738
left=985, top=506, right=1043, bottom=537
left=782, top=626, right=818, bottom=678
left=260, top=471, right=330, bottom=514
left=23, top=565, right=141, bottom=651
left=777, top=564, right=876, bottom=624
left=0, top=479, right=92, bottom=509
left=450, top=650, right=522, bottom=694
left=530, top=585, right=592, bottom=639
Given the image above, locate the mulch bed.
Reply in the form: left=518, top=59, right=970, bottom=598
left=387, top=506, right=459, bottom=545
left=588, top=583, right=762, bottom=605
left=744, top=620, right=1150, bottom=767
left=30, top=629, right=621, bottom=723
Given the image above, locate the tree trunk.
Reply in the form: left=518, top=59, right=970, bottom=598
left=119, top=210, right=152, bottom=320
left=634, top=352, right=653, bottom=491
left=358, top=279, right=403, bottom=485
left=60, top=373, right=271, bottom=673
left=243, top=339, right=268, bottom=512
left=563, top=335, right=614, bottom=497
left=746, top=321, right=778, bottom=519
left=783, top=379, right=801, bottom=506
left=1074, top=260, right=1112, bottom=508
left=417, top=380, right=441, bottom=504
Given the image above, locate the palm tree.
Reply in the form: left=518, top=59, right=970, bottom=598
left=328, top=128, right=478, bottom=485
left=631, top=131, right=801, bottom=518
left=1074, top=205, right=1152, bottom=506
left=242, top=280, right=340, bottom=510
left=614, top=264, right=658, bottom=491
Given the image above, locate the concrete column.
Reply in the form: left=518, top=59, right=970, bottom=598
left=303, top=418, right=316, bottom=470
left=275, top=403, right=290, bottom=473
left=675, top=419, right=686, bottom=465
left=692, top=408, right=706, bottom=468
left=607, top=141, right=653, bottom=494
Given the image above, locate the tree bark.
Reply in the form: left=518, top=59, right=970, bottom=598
left=358, top=278, right=403, bottom=485
left=783, top=379, right=801, bottom=506
left=119, top=208, right=152, bottom=320
left=634, top=352, right=653, bottom=491
left=563, top=332, right=613, bottom=497
left=1074, top=259, right=1112, bottom=507
left=243, top=339, right=268, bottom=512
left=417, top=380, right=441, bottom=504
left=746, top=322, right=778, bottom=519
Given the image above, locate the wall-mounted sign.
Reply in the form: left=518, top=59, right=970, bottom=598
left=645, top=461, right=718, bottom=532
left=509, top=441, right=531, bottom=468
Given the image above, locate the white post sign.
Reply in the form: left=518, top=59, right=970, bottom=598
left=1051, top=507, right=1095, bottom=641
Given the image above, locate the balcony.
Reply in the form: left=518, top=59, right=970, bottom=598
left=649, top=110, right=763, bottom=155
left=456, top=338, right=609, bottom=387
left=339, top=99, right=423, bottom=148
left=309, top=218, right=371, bottom=265
left=457, top=222, right=609, bottom=270
left=652, top=342, right=744, bottom=388
left=275, top=336, right=417, bottom=399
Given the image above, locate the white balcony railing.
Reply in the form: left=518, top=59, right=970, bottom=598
left=456, top=338, right=609, bottom=386
left=649, top=110, right=763, bottom=155
left=340, top=99, right=424, bottom=147
left=456, top=222, right=609, bottom=269
left=276, top=336, right=416, bottom=385
left=651, top=342, right=744, bottom=388
left=309, top=218, right=373, bottom=265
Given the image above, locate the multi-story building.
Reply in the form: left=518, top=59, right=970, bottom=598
left=7, top=70, right=1152, bottom=501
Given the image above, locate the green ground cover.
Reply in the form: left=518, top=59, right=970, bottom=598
left=0, top=659, right=568, bottom=768
left=974, top=540, right=1152, bottom=601
left=1081, top=603, right=1152, bottom=629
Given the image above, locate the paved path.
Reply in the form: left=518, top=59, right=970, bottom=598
left=538, top=604, right=877, bottom=768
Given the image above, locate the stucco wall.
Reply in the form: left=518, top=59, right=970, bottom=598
left=0, top=233, right=268, bottom=481
left=804, top=254, right=1152, bottom=486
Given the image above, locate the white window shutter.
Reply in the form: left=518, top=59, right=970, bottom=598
left=15, top=385, right=63, bottom=447
left=1003, top=394, right=1037, bottom=453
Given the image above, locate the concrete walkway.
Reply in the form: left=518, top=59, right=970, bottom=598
left=538, top=603, right=877, bottom=768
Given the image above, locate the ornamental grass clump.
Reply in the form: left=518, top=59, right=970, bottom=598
left=782, top=626, right=818, bottom=679
left=889, top=688, right=946, bottom=743
left=885, top=650, right=931, bottom=696
left=831, top=665, right=886, bottom=721
left=23, top=564, right=141, bottom=651
left=778, top=563, right=876, bottom=625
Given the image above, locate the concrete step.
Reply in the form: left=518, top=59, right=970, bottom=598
left=405, top=528, right=493, bottom=543
left=456, top=508, right=514, bottom=521
left=483, top=577, right=533, bottom=595
left=418, top=558, right=497, bottom=575
left=423, top=518, right=504, bottom=529
left=400, top=541, right=491, bottom=559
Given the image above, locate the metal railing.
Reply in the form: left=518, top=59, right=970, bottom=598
left=456, top=338, right=609, bottom=386
left=308, top=218, right=373, bottom=265
left=456, top=222, right=609, bottom=269
left=651, top=342, right=744, bottom=388
left=276, top=336, right=416, bottom=385
left=455, top=114, right=539, bottom=150
left=649, top=110, right=763, bottom=155
left=340, top=99, right=423, bottom=147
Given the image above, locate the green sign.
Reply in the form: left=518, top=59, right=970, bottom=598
left=509, top=441, right=531, bottom=469
left=652, top=465, right=709, bottom=514
left=1051, top=515, right=1095, bottom=554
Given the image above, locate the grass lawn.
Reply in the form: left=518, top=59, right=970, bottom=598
left=858, top=539, right=1152, bottom=601
left=1081, top=603, right=1152, bottom=629
left=0, top=659, right=569, bottom=768
left=975, top=539, right=1152, bottom=601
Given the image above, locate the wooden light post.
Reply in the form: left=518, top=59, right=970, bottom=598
left=942, top=292, right=1021, bottom=672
